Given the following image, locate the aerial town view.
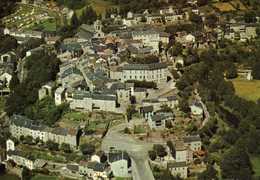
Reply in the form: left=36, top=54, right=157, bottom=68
left=0, top=0, right=260, bottom=179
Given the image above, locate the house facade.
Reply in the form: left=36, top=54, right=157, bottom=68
left=9, top=115, right=78, bottom=148
left=69, top=90, right=118, bottom=113
left=121, top=63, right=168, bottom=83
left=167, top=161, right=188, bottom=179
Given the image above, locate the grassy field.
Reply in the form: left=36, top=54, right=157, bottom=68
left=251, top=156, right=260, bottom=178
left=231, top=79, right=260, bottom=102
left=230, top=0, right=247, bottom=10
left=213, top=2, right=236, bottom=12
left=31, top=175, right=59, bottom=180
left=90, top=0, right=118, bottom=15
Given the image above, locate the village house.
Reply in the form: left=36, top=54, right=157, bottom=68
left=190, top=103, right=203, bottom=119
left=58, top=65, right=84, bottom=88
left=175, top=32, right=196, bottom=47
left=109, top=82, right=134, bottom=105
left=108, top=151, right=131, bottom=178
left=38, top=81, right=55, bottom=100
left=6, top=139, right=47, bottom=170
left=218, top=24, right=257, bottom=42
left=59, top=43, right=83, bottom=60
left=148, top=112, right=174, bottom=129
left=164, top=13, right=184, bottom=24
left=183, top=135, right=202, bottom=151
left=132, top=30, right=161, bottom=52
left=167, top=161, right=188, bottom=179
left=54, top=87, right=66, bottom=105
left=175, top=143, right=187, bottom=163
left=140, top=105, right=154, bottom=120
left=146, top=14, right=163, bottom=24
left=69, top=90, right=118, bottom=113
left=9, top=115, right=78, bottom=148
left=110, top=62, right=168, bottom=84
left=142, top=96, right=179, bottom=111
left=79, top=161, right=108, bottom=179
left=4, top=28, right=43, bottom=43
left=122, top=12, right=143, bottom=27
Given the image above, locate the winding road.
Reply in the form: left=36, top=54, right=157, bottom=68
left=101, top=123, right=155, bottom=180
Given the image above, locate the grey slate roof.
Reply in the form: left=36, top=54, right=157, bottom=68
left=87, top=161, right=106, bottom=172
left=167, top=161, right=187, bottom=168
left=183, top=135, right=201, bottom=143
left=151, top=113, right=173, bottom=122
left=132, top=30, right=159, bottom=37
left=140, top=106, right=154, bottom=113
left=108, top=151, right=129, bottom=163
left=10, top=115, right=46, bottom=131
left=73, top=90, right=117, bottom=101
left=7, top=150, right=36, bottom=161
left=60, top=43, right=82, bottom=52
left=67, top=164, right=79, bottom=172
left=123, top=63, right=167, bottom=71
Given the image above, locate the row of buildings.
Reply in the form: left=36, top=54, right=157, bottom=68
left=6, top=139, right=131, bottom=179
left=9, top=115, right=78, bottom=148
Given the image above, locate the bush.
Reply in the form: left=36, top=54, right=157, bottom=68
left=126, top=80, right=157, bottom=89
left=153, top=144, right=167, bottom=158
left=148, top=150, right=157, bottom=160
left=80, top=143, right=95, bottom=155
left=46, top=140, right=59, bottom=151
left=60, top=143, right=71, bottom=153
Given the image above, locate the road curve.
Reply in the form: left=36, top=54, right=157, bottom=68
left=101, top=123, right=155, bottom=180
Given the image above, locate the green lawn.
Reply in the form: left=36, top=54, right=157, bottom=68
left=0, top=97, right=6, bottom=112
left=251, top=156, right=260, bottom=178
left=76, top=0, right=118, bottom=17
left=31, top=175, right=59, bottom=180
left=231, top=79, right=260, bottom=102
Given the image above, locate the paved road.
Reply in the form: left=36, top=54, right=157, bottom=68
left=102, top=124, right=155, bottom=180
left=194, top=89, right=210, bottom=128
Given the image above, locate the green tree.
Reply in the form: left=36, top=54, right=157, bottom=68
left=148, top=150, right=157, bottom=160
left=46, top=140, right=59, bottom=151
left=252, top=61, right=260, bottom=79
left=80, top=143, right=95, bottom=155
left=168, top=42, right=183, bottom=57
left=153, top=144, right=167, bottom=158
left=60, top=143, right=71, bottom=153
left=21, top=167, right=31, bottom=180
left=0, top=35, right=18, bottom=54
left=205, top=14, right=218, bottom=28
left=198, top=164, right=218, bottom=180
left=189, top=12, right=202, bottom=24
left=23, top=135, right=33, bottom=145
left=244, top=11, right=257, bottom=23
left=225, top=62, right=237, bottom=79
left=71, top=12, right=80, bottom=29
left=220, top=146, right=252, bottom=180
left=81, top=6, right=97, bottom=25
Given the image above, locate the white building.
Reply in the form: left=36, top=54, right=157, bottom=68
left=69, top=90, right=118, bottom=113
left=183, top=135, right=202, bottom=151
left=112, top=63, right=168, bottom=84
left=132, top=30, right=160, bottom=52
left=9, top=115, right=78, bottom=148
left=148, top=113, right=174, bottom=129
left=55, top=87, right=66, bottom=105
left=167, top=161, right=188, bottom=179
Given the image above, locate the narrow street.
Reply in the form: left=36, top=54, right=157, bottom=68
left=101, top=123, right=155, bottom=180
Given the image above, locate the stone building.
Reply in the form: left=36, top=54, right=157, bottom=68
left=69, top=90, right=118, bottom=113
left=183, top=135, right=202, bottom=151
left=110, top=63, right=168, bottom=84
left=9, top=115, right=78, bottom=148
left=167, top=161, right=188, bottom=179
